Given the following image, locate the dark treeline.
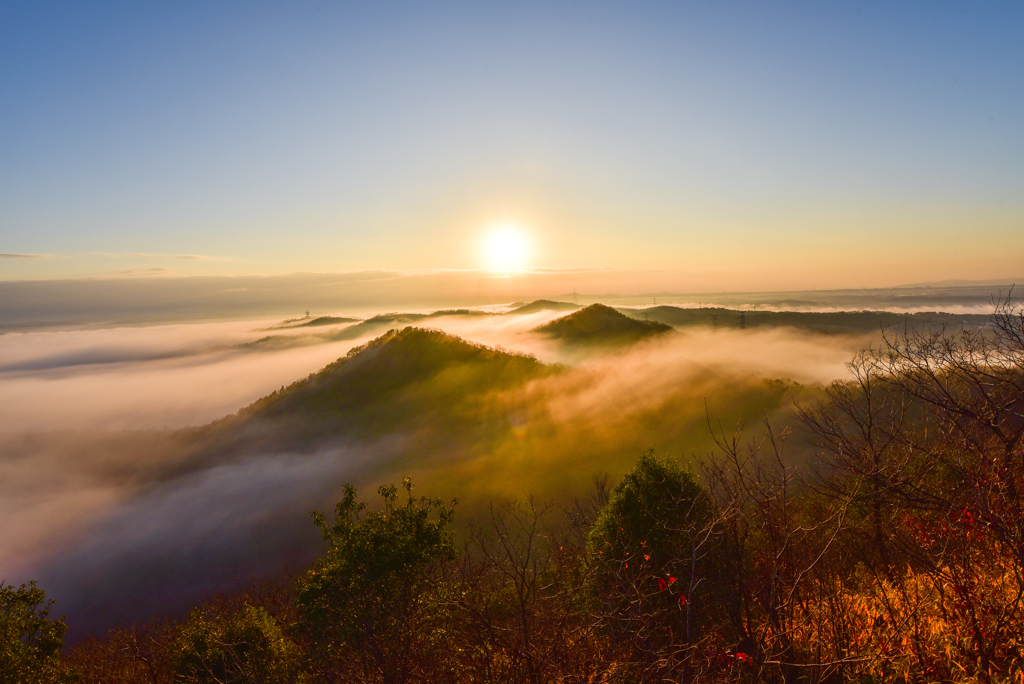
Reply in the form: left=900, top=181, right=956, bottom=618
left=5, top=298, right=1024, bottom=683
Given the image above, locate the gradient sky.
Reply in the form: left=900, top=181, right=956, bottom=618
left=2, top=1, right=1022, bottom=289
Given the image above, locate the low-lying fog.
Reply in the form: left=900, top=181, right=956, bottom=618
left=0, top=310, right=865, bottom=432
left=0, top=305, right=878, bottom=637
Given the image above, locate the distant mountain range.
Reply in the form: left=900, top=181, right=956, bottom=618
left=616, top=305, right=991, bottom=335
left=896, top=278, right=1023, bottom=288
left=2, top=273, right=1017, bottom=329
left=237, top=299, right=995, bottom=356
left=272, top=315, right=360, bottom=329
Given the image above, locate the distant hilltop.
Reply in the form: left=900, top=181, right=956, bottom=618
left=533, top=303, right=673, bottom=346
left=508, top=299, right=579, bottom=315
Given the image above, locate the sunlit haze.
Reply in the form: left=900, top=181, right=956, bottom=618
left=482, top=224, right=530, bottom=271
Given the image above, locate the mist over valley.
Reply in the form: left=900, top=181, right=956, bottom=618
left=0, top=289, right=1003, bottom=640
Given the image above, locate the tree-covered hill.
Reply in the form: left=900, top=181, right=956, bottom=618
left=194, top=327, right=558, bottom=458
left=532, top=303, right=673, bottom=346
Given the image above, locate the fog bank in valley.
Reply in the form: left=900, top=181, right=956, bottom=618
left=0, top=305, right=887, bottom=637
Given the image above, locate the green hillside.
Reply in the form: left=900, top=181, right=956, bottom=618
left=195, top=321, right=799, bottom=499
left=251, top=326, right=549, bottom=421
left=195, top=327, right=558, bottom=458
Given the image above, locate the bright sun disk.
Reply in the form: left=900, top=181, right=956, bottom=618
left=482, top=225, right=529, bottom=271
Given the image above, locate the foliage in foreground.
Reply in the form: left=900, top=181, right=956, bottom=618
left=0, top=582, right=73, bottom=684
left=295, top=478, right=456, bottom=683
left=170, top=604, right=302, bottom=684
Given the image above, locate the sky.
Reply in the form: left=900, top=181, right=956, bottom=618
left=1, top=1, right=1022, bottom=289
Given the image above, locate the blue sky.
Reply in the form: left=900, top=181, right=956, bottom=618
left=1, top=1, right=1021, bottom=289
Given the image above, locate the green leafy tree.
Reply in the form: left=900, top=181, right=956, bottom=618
left=586, top=451, right=718, bottom=679
left=171, top=604, right=301, bottom=684
left=0, top=582, right=74, bottom=684
left=296, top=478, right=456, bottom=684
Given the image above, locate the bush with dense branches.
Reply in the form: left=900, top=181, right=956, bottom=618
left=171, top=604, right=301, bottom=684
left=586, top=450, right=721, bottom=680
left=0, top=582, right=73, bottom=684
left=295, top=478, right=457, bottom=684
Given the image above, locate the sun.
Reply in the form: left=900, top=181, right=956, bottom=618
left=481, top=224, right=529, bottom=271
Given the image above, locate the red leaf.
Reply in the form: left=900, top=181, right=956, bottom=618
left=679, top=594, right=687, bottom=608
left=658, top=578, right=667, bottom=592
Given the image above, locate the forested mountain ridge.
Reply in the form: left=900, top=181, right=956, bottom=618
left=621, top=304, right=991, bottom=335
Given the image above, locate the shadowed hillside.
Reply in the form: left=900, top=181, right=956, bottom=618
left=533, top=303, right=673, bottom=346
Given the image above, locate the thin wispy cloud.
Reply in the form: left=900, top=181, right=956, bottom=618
left=86, top=252, right=224, bottom=261
left=1, top=253, right=49, bottom=259
left=114, top=267, right=174, bottom=277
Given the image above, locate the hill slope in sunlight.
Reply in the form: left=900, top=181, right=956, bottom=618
left=191, top=327, right=557, bottom=460
left=250, top=326, right=548, bottom=421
